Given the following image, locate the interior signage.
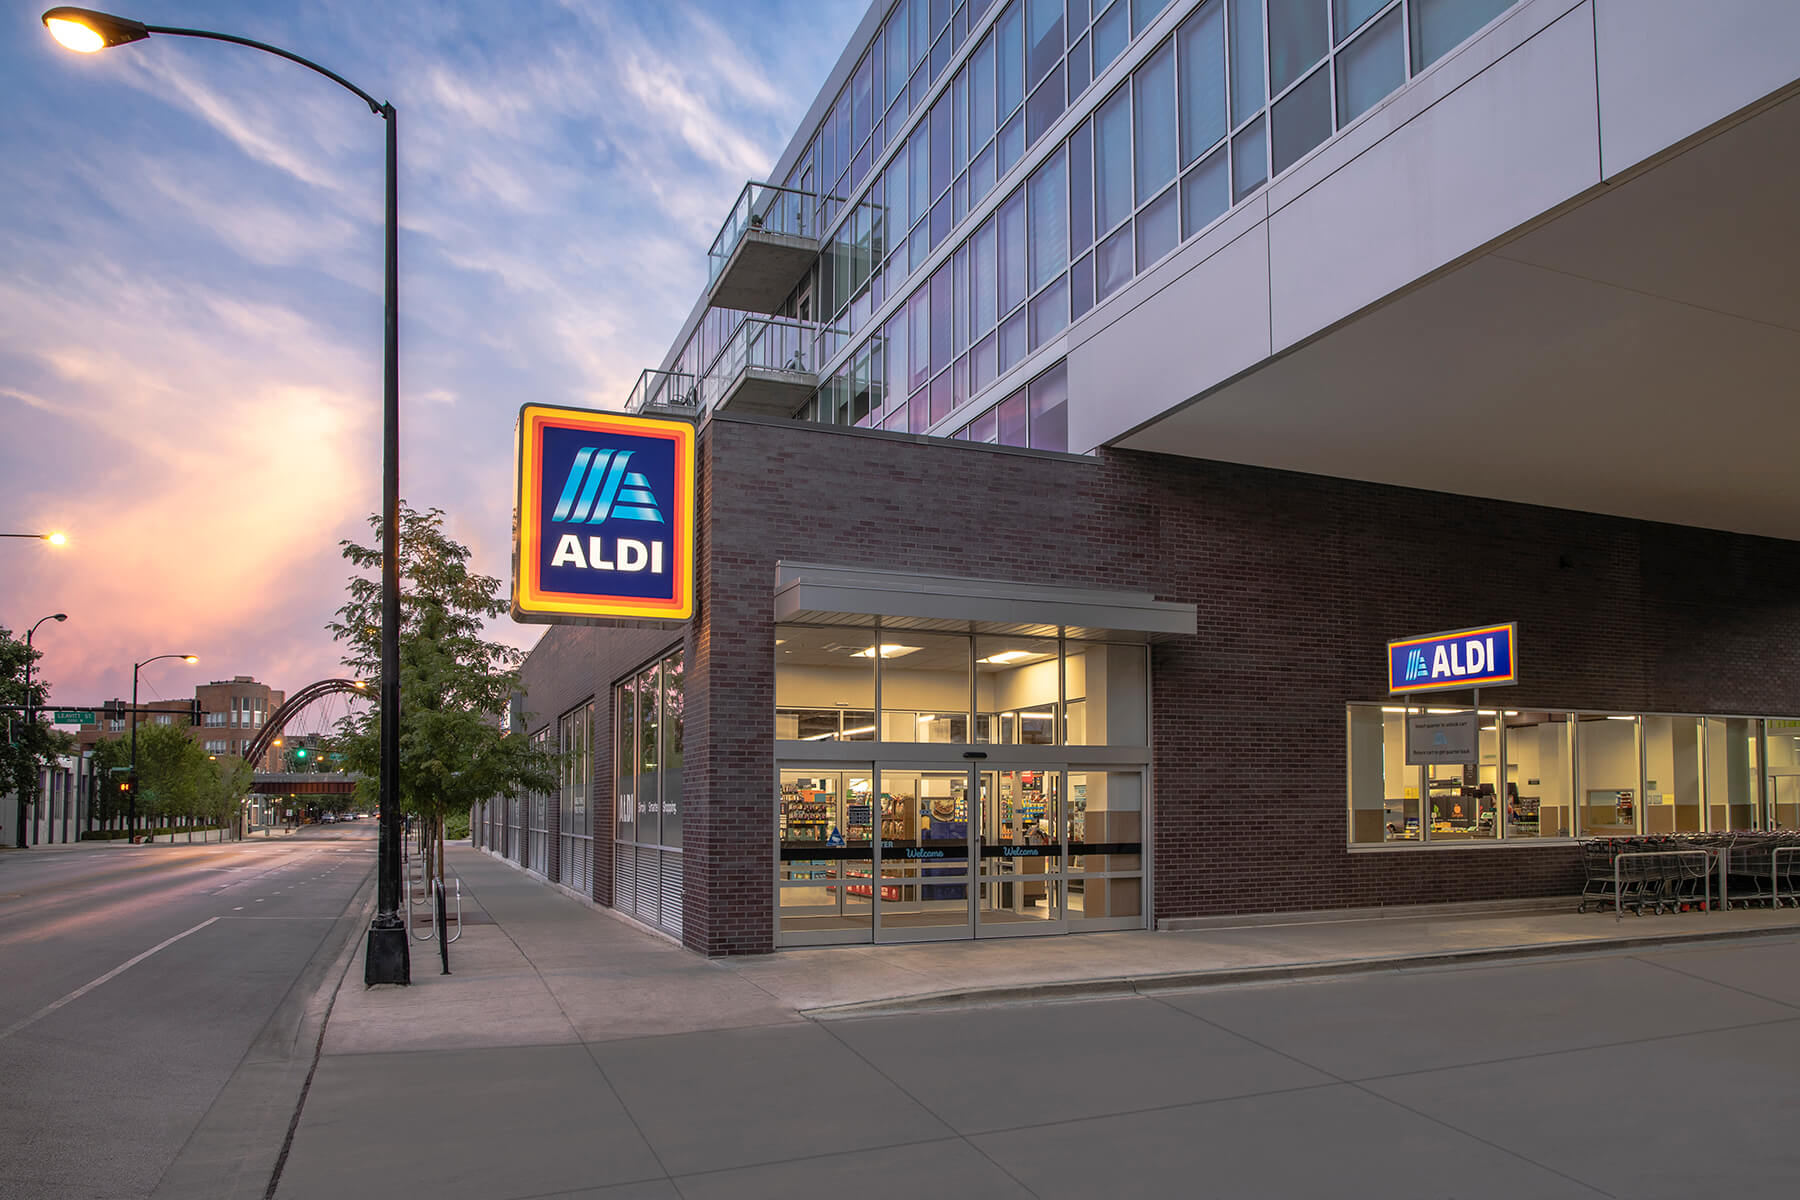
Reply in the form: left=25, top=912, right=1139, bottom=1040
left=1388, top=623, right=1517, bottom=693
left=513, top=405, right=695, bottom=623
left=1406, top=713, right=1479, bottom=765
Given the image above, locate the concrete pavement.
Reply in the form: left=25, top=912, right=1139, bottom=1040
left=267, top=842, right=1800, bottom=1199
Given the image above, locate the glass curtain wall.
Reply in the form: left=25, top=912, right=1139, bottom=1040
left=798, top=0, right=1520, bottom=443
left=613, top=647, right=685, bottom=936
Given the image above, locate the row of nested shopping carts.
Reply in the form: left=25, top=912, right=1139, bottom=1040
left=1578, top=833, right=1800, bottom=915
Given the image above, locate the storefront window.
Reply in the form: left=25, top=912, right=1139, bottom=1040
left=1577, top=715, right=1639, bottom=837
left=1767, top=720, right=1800, bottom=831
left=877, top=632, right=971, bottom=742
left=1502, top=711, right=1570, bottom=839
left=1643, top=716, right=1703, bottom=835
left=1705, top=717, right=1760, bottom=831
left=616, top=677, right=635, bottom=842
left=975, top=635, right=1059, bottom=744
left=1063, top=643, right=1147, bottom=745
left=1347, top=706, right=1416, bottom=843
left=637, top=663, right=662, bottom=845
left=776, top=624, right=876, bottom=741
left=661, top=651, right=684, bottom=849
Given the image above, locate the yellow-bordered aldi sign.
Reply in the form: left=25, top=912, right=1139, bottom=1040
left=1388, top=623, right=1518, bottom=694
left=513, top=405, right=695, bottom=623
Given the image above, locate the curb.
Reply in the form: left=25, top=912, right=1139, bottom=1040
left=803, top=918, right=1800, bottom=1019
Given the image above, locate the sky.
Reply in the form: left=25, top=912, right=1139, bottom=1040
left=2, top=0, right=866, bottom=711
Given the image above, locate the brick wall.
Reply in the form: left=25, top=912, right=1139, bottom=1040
left=686, top=415, right=1800, bottom=950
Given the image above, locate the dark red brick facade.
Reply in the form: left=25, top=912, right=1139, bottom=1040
left=502, top=413, right=1800, bottom=956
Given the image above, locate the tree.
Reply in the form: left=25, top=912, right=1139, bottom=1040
left=1, top=628, right=76, bottom=844
left=87, top=726, right=250, bottom=839
left=329, top=504, right=557, bottom=887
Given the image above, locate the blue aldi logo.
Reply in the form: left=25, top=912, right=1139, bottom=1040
left=513, top=406, right=695, bottom=623
left=1388, top=623, right=1518, bottom=694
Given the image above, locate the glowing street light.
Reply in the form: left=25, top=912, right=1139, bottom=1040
left=42, top=7, right=148, bottom=52
left=2, top=532, right=68, bottom=544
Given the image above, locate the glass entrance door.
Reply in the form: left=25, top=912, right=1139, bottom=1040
left=873, top=768, right=974, bottom=941
left=976, top=769, right=1065, bottom=935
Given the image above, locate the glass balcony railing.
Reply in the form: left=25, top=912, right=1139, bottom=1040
left=625, top=368, right=699, bottom=415
left=706, top=181, right=819, bottom=287
left=699, top=316, right=819, bottom=414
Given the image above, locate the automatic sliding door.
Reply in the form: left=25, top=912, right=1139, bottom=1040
left=976, top=769, right=1064, bottom=935
left=778, top=770, right=874, bottom=944
left=874, top=768, right=974, bottom=940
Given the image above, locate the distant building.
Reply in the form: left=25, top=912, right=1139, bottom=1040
left=74, top=676, right=286, bottom=771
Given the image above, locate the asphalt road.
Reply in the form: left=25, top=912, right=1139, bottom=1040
left=0, top=824, right=375, bottom=1200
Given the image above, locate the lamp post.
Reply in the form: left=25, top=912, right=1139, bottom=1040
left=128, top=653, right=197, bottom=843
left=2, top=532, right=69, bottom=545
left=43, top=7, right=408, bottom=985
left=17, top=613, right=68, bottom=849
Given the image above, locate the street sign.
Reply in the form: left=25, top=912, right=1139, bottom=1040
left=52, top=709, right=96, bottom=724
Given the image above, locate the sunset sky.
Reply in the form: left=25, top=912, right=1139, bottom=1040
left=2, top=0, right=862, bottom=712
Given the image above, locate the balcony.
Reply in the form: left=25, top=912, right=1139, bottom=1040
left=625, top=368, right=700, bottom=416
left=705, top=182, right=819, bottom=314
left=700, top=316, right=818, bottom=418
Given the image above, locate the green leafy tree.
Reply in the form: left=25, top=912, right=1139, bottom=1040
left=1, top=627, right=76, bottom=843
left=329, top=504, right=557, bottom=884
left=87, top=725, right=249, bottom=838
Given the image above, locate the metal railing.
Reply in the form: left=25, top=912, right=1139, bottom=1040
left=625, top=368, right=699, bottom=414
left=699, top=315, right=819, bottom=411
left=706, top=181, right=818, bottom=285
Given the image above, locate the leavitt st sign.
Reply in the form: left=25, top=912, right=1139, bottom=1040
left=513, top=404, right=695, bottom=623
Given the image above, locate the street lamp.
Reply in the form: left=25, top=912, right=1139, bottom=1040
left=128, top=653, right=196, bottom=844
left=44, top=7, right=408, bottom=985
left=16, top=613, right=68, bottom=849
left=2, top=532, right=68, bottom=545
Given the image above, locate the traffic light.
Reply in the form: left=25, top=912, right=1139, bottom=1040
left=103, top=699, right=125, bottom=720
left=189, top=698, right=203, bottom=728
left=296, top=748, right=307, bottom=759
left=118, top=778, right=132, bottom=795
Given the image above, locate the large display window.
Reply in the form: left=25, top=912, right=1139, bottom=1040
left=1348, top=704, right=1799, bottom=846
left=613, top=645, right=685, bottom=937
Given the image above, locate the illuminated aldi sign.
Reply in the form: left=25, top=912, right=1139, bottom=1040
left=513, top=405, right=695, bottom=623
left=1388, top=623, right=1517, bottom=694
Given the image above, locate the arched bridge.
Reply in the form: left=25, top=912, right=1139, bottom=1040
left=241, top=677, right=370, bottom=767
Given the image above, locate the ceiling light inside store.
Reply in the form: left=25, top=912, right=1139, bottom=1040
left=852, top=644, right=920, bottom=658
left=979, top=650, right=1040, bottom=665
left=1607, top=715, right=1637, bottom=721
left=1382, top=707, right=1407, bottom=714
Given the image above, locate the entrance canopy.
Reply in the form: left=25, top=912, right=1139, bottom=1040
left=773, top=562, right=1196, bottom=643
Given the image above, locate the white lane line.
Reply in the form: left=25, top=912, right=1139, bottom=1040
left=0, top=917, right=221, bottom=1042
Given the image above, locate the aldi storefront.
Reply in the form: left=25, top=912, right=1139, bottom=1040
left=481, top=410, right=1800, bottom=957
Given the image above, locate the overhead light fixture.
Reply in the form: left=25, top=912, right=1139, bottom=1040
left=1607, top=715, right=1637, bottom=721
left=852, top=644, right=919, bottom=658
left=1381, top=706, right=1407, bottom=714
left=978, top=650, right=1038, bottom=665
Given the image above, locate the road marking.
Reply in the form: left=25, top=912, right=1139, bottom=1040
left=0, top=917, right=221, bottom=1042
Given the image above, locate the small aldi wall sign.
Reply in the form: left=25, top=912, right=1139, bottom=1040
left=1388, top=623, right=1518, bottom=694
left=513, top=405, right=695, bottom=623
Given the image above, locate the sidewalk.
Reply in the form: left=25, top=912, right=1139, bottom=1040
left=270, top=844, right=1800, bottom=1198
